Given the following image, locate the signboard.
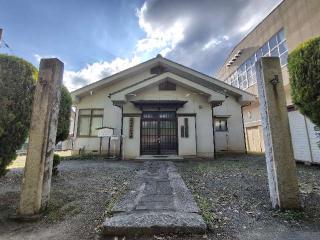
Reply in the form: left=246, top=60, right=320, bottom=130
left=111, top=135, right=119, bottom=141
left=97, top=127, right=113, bottom=137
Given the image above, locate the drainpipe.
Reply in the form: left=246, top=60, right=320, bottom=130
left=108, top=94, right=124, bottom=160
left=120, top=105, right=124, bottom=160
left=211, top=105, right=216, bottom=159
left=241, top=105, right=248, bottom=154
left=303, top=115, right=314, bottom=163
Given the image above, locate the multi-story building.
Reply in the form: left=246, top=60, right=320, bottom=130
left=216, top=0, right=320, bottom=163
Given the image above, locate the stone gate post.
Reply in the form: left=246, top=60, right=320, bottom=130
left=256, top=57, right=300, bottom=210
left=19, top=58, right=63, bottom=216
left=256, top=57, right=300, bottom=209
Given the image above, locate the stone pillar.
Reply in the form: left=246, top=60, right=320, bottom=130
left=19, top=58, right=64, bottom=216
left=256, top=57, right=300, bottom=210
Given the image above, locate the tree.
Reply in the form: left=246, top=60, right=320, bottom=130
left=288, top=36, right=320, bottom=127
left=0, top=54, right=72, bottom=176
left=52, top=86, right=72, bottom=175
left=56, top=85, right=72, bottom=143
left=0, top=54, right=37, bottom=176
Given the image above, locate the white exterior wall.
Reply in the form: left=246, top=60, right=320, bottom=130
left=288, top=110, right=320, bottom=163
left=73, top=89, right=122, bottom=154
left=213, top=96, right=246, bottom=152
left=122, top=116, right=141, bottom=159
left=72, top=68, right=246, bottom=158
left=178, top=116, right=197, bottom=156
left=121, top=84, right=216, bottom=158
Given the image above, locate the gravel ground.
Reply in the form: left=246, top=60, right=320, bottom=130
left=0, top=155, right=320, bottom=240
left=176, top=154, right=320, bottom=240
left=0, top=159, right=140, bottom=240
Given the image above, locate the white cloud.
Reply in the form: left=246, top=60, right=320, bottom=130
left=58, top=0, right=282, bottom=91
left=64, top=56, right=141, bottom=91
left=62, top=1, right=189, bottom=92
left=135, top=2, right=188, bottom=54
left=34, top=54, right=61, bottom=63
left=202, top=38, right=222, bottom=51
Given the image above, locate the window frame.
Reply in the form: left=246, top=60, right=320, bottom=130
left=159, top=81, right=176, bottom=91
left=224, top=28, right=288, bottom=89
left=77, top=108, right=104, bottom=137
left=214, top=118, right=228, bottom=132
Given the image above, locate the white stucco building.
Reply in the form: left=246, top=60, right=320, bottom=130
left=71, top=55, right=255, bottom=159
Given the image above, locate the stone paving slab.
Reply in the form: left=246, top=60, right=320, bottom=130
left=103, top=161, right=206, bottom=236
left=103, top=211, right=205, bottom=236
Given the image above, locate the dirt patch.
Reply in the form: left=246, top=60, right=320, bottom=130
left=1, top=155, right=320, bottom=240
left=176, top=154, right=320, bottom=240
left=0, top=160, right=140, bottom=240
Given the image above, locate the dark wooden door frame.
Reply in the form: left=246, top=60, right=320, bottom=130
left=140, top=111, right=178, bottom=155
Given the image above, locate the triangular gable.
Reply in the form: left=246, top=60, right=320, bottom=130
left=72, top=55, right=256, bottom=105
left=110, top=72, right=226, bottom=104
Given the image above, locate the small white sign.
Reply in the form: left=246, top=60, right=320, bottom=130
left=111, top=135, right=119, bottom=141
left=97, top=128, right=113, bottom=137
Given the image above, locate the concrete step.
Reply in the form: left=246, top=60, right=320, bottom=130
left=135, top=155, right=184, bottom=161
left=102, top=211, right=206, bottom=236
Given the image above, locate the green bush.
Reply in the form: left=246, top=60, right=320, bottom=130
left=0, top=54, right=72, bottom=177
left=53, top=154, right=61, bottom=175
left=0, top=54, right=37, bottom=176
left=288, top=36, right=320, bottom=127
left=56, top=86, right=72, bottom=143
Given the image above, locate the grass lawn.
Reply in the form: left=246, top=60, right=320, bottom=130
left=7, top=150, right=72, bottom=169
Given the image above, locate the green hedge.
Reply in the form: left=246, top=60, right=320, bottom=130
left=288, top=36, right=320, bottom=127
left=52, top=154, right=61, bottom=175
left=0, top=54, right=37, bottom=176
left=0, top=54, right=72, bottom=176
left=56, top=86, right=72, bottom=143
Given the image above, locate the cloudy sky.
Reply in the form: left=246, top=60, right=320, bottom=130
left=0, top=0, right=281, bottom=91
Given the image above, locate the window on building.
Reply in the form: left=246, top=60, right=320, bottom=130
left=214, top=118, right=228, bottom=132
left=269, top=34, right=278, bottom=50
left=230, top=72, right=239, bottom=87
left=159, top=81, right=176, bottom=90
left=261, top=42, right=269, bottom=56
left=181, top=118, right=189, bottom=138
left=225, top=28, right=288, bottom=89
left=77, top=109, right=103, bottom=137
left=184, top=118, right=189, bottom=138
left=255, top=49, right=262, bottom=60
left=277, top=29, right=285, bottom=43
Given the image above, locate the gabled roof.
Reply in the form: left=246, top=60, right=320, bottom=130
left=110, top=72, right=226, bottom=104
left=71, top=55, right=256, bottom=103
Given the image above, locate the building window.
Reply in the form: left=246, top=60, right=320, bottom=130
left=159, top=81, right=176, bottom=90
left=214, top=118, right=228, bottom=132
left=184, top=118, right=189, bottom=138
left=77, top=109, right=103, bottom=137
left=129, top=117, right=134, bottom=139
left=225, top=28, right=288, bottom=90
left=181, top=118, right=189, bottom=138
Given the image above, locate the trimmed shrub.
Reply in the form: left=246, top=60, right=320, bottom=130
left=0, top=54, right=71, bottom=176
left=288, top=36, right=320, bottom=127
left=56, top=86, right=72, bottom=143
left=0, top=55, right=37, bottom=176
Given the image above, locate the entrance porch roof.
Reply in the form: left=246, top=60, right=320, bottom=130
left=131, top=100, right=187, bottom=110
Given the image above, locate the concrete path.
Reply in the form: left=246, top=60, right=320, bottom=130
left=102, top=161, right=206, bottom=236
